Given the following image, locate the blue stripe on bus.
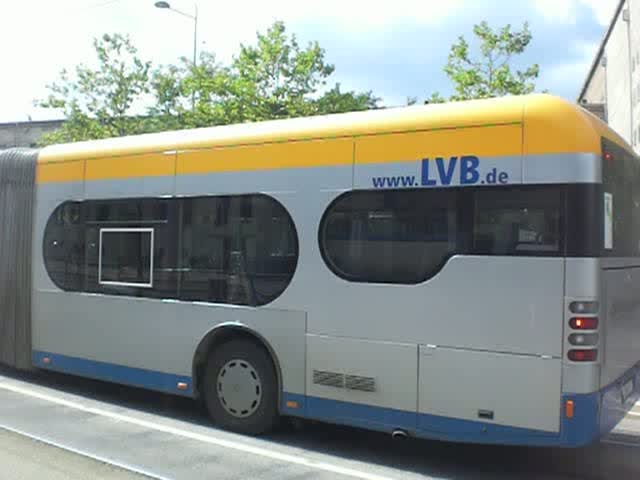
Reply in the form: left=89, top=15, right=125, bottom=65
left=30, top=350, right=640, bottom=447
left=281, top=391, right=599, bottom=447
left=32, top=351, right=193, bottom=397
left=282, top=363, right=640, bottom=447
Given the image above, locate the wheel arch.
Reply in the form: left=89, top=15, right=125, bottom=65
left=192, top=322, right=283, bottom=404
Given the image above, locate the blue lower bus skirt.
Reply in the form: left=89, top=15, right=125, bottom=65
left=32, top=350, right=640, bottom=447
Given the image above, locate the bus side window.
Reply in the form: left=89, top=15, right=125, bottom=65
left=80, top=198, right=176, bottom=298
left=320, top=189, right=459, bottom=284
left=179, top=195, right=298, bottom=307
left=472, top=187, right=563, bottom=256
left=43, top=202, right=85, bottom=291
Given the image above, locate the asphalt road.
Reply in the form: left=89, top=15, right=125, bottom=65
left=0, top=426, right=148, bottom=480
left=0, top=366, right=638, bottom=480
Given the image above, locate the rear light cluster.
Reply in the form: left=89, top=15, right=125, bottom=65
left=568, top=349, right=598, bottom=362
left=569, top=317, right=598, bottom=330
left=568, top=332, right=599, bottom=346
left=567, top=301, right=599, bottom=362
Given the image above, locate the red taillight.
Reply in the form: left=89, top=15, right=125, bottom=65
left=568, top=349, right=598, bottom=362
left=569, top=317, right=598, bottom=330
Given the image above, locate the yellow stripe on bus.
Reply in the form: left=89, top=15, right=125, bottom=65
left=355, top=124, right=522, bottom=164
left=176, top=138, right=353, bottom=175
left=523, top=95, right=602, bottom=155
left=85, top=152, right=175, bottom=181
left=36, top=160, right=84, bottom=184
left=34, top=95, right=635, bottom=185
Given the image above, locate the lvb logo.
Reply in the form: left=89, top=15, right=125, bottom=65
left=421, top=156, right=509, bottom=186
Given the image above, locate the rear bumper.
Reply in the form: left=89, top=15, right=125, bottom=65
left=560, top=361, right=640, bottom=447
left=598, top=362, right=640, bottom=438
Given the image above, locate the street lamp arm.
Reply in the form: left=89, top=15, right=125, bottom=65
left=165, top=6, right=195, bottom=19
left=154, top=1, right=198, bottom=108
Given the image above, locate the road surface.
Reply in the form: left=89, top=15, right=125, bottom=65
left=0, top=366, right=638, bottom=479
left=0, top=426, right=148, bottom=480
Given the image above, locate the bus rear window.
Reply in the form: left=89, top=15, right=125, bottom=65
left=602, top=138, right=640, bottom=257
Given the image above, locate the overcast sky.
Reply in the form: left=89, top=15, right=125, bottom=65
left=0, top=0, right=619, bottom=123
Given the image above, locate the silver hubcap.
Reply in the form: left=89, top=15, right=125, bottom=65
left=217, top=359, right=262, bottom=418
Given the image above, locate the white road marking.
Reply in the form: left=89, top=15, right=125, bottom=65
left=0, top=381, right=395, bottom=480
left=625, top=411, right=640, bottom=418
left=0, top=423, right=169, bottom=479
left=602, top=438, right=640, bottom=448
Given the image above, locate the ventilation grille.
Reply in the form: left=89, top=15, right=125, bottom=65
left=312, top=370, right=376, bottom=392
left=313, top=370, right=345, bottom=388
left=345, top=375, right=376, bottom=392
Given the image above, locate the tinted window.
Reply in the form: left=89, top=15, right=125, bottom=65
left=602, top=139, right=640, bottom=257
left=99, top=229, right=153, bottom=286
left=43, top=195, right=297, bottom=304
left=85, top=199, right=177, bottom=298
left=43, top=202, right=85, bottom=290
left=320, top=186, right=572, bottom=284
left=473, top=187, right=563, bottom=256
left=86, top=199, right=169, bottom=224
left=565, top=184, right=602, bottom=258
left=320, top=189, right=459, bottom=283
left=179, top=195, right=298, bottom=306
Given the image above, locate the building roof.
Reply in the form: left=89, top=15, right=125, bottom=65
left=577, top=0, right=626, bottom=102
left=0, top=119, right=64, bottom=129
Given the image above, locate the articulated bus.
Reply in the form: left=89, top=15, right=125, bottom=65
left=1, top=94, right=639, bottom=447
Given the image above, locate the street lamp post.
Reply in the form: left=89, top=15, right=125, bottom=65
left=154, top=1, right=198, bottom=108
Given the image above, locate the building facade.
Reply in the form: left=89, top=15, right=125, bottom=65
left=579, top=0, right=640, bottom=153
left=0, top=119, right=64, bottom=150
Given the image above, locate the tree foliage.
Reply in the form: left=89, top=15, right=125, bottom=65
left=38, top=34, right=151, bottom=145
left=38, top=20, right=540, bottom=144
left=38, top=22, right=379, bottom=144
left=315, top=83, right=378, bottom=115
left=147, top=52, right=229, bottom=130
left=226, top=21, right=335, bottom=121
left=149, top=21, right=378, bottom=127
left=429, top=21, right=540, bottom=103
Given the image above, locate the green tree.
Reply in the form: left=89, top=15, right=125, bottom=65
left=314, top=83, right=378, bottom=115
left=219, top=21, right=378, bottom=123
left=37, top=33, right=151, bottom=145
left=147, top=52, right=230, bottom=130
left=38, top=22, right=380, bottom=144
left=225, top=21, right=335, bottom=121
left=148, top=63, right=186, bottom=131
left=151, top=21, right=379, bottom=127
left=429, top=21, right=540, bottom=103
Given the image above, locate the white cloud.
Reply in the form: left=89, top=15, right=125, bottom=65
left=580, top=0, right=620, bottom=25
left=533, top=0, right=579, bottom=24
left=210, top=0, right=466, bottom=30
left=533, top=0, right=619, bottom=25
left=0, top=0, right=615, bottom=122
left=538, top=40, right=599, bottom=96
left=0, top=0, right=465, bottom=122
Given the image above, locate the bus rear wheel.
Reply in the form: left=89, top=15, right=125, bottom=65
left=203, top=339, right=279, bottom=435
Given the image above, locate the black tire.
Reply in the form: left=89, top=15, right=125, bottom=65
left=203, top=339, right=279, bottom=435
